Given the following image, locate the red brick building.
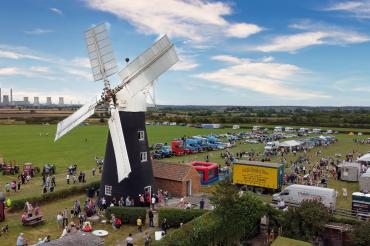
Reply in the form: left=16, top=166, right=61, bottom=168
left=152, top=161, right=201, bottom=197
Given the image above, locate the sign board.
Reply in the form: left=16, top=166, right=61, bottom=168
left=233, top=164, right=278, bottom=189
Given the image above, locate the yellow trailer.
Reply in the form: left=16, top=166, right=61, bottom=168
left=233, top=161, right=284, bottom=192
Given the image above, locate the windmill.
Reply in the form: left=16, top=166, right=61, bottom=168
left=54, top=23, right=178, bottom=202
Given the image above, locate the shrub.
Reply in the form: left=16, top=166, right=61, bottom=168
left=352, top=221, right=370, bottom=246
left=330, top=215, right=361, bottom=225
left=153, top=212, right=223, bottom=246
left=158, top=208, right=207, bottom=228
left=105, top=207, right=146, bottom=225
left=9, top=181, right=100, bottom=212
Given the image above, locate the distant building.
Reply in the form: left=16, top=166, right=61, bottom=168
left=23, top=97, right=29, bottom=104
left=10, top=88, right=13, bottom=103
left=58, top=97, right=64, bottom=105
left=201, top=124, right=222, bottom=129
left=34, top=97, right=39, bottom=105
left=0, top=88, right=2, bottom=104
left=46, top=97, right=52, bottom=105
left=2, top=95, right=9, bottom=105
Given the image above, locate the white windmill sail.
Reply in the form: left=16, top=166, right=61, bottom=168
left=55, top=97, right=98, bottom=141
left=108, top=108, right=131, bottom=182
left=116, top=35, right=178, bottom=97
left=84, top=23, right=118, bottom=81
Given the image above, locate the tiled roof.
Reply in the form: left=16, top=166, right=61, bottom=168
left=152, top=161, right=198, bottom=181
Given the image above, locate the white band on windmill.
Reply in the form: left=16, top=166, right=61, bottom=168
left=84, top=23, right=118, bottom=81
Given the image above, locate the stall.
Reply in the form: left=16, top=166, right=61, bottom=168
left=338, top=162, right=361, bottom=182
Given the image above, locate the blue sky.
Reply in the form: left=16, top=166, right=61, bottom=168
left=1, top=0, right=370, bottom=106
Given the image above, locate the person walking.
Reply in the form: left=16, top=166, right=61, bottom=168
left=62, top=208, right=68, bottom=228
left=66, top=174, right=70, bottom=185
left=137, top=216, right=143, bottom=232
left=144, top=232, right=152, bottom=246
left=199, top=198, right=205, bottom=209
left=161, top=218, right=169, bottom=234
left=148, top=209, right=154, bottom=227
left=151, top=195, right=156, bottom=210
left=126, top=233, right=134, bottom=246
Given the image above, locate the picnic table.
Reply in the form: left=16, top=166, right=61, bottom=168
left=22, top=215, right=45, bottom=226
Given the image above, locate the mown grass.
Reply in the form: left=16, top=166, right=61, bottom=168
left=271, top=236, right=311, bottom=246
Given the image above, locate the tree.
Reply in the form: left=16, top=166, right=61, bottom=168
left=282, top=200, right=331, bottom=242
left=210, top=181, right=265, bottom=244
left=352, top=221, right=370, bottom=246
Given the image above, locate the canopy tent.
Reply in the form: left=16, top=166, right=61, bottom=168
left=278, top=140, right=303, bottom=148
left=358, top=153, right=370, bottom=162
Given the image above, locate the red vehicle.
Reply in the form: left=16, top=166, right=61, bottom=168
left=171, top=140, right=186, bottom=155
left=191, top=161, right=219, bottom=185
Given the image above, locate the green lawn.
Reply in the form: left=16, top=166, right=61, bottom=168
left=271, top=236, right=311, bottom=246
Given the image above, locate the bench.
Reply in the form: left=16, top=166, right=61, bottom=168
left=22, top=215, right=45, bottom=226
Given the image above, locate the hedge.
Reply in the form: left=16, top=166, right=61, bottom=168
left=153, top=212, right=224, bottom=246
left=9, top=181, right=100, bottom=212
left=330, top=215, right=362, bottom=225
left=158, top=208, right=207, bottom=228
left=105, top=207, right=147, bottom=225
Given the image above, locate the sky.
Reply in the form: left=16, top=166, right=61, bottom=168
left=1, top=0, right=370, bottom=106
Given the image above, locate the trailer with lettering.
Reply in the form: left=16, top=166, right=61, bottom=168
left=232, top=160, right=284, bottom=193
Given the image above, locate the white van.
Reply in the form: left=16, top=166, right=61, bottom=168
left=272, top=184, right=336, bottom=210
left=264, top=141, right=279, bottom=151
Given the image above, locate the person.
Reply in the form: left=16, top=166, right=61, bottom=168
left=34, top=204, right=40, bottom=216
left=185, top=202, right=191, bottom=209
left=92, top=168, right=96, bottom=176
left=43, top=186, right=47, bottom=194
left=139, top=194, right=145, bottom=207
left=343, top=188, right=348, bottom=199
left=101, top=197, right=107, bottom=210
left=144, top=231, right=151, bottom=246
left=199, top=198, right=205, bottom=209
left=111, top=214, right=117, bottom=229
left=16, top=233, right=25, bottom=246
left=114, top=216, right=122, bottom=229
left=161, top=218, right=169, bottom=234
left=151, top=195, right=156, bottom=209
left=126, top=233, right=134, bottom=246
left=57, top=212, right=63, bottom=229
left=82, top=221, right=93, bottom=232
left=51, top=175, right=56, bottom=187
left=148, top=209, right=154, bottom=227
left=17, top=181, right=21, bottom=191
left=21, top=212, right=28, bottom=223
left=5, top=182, right=10, bottom=193
left=137, top=216, right=143, bottom=232
left=62, top=208, right=69, bottom=228
left=66, top=174, right=70, bottom=184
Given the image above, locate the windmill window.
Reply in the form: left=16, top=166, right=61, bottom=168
left=105, top=185, right=112, bottom=196
left=138, top=130, right=145, bottom=141
left=140, top=152, right=148, bottom=162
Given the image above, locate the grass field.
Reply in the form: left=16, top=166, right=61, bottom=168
left=271, top=236, right=310, bottom=246
left=1, top=125, right=369, bottom=207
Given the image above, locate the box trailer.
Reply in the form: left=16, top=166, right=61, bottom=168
left=352, top=192, right=370, bottom=215
left=232, top=161, right=284, bottom=193
left=338, top=162, right=361, bottom=182
left=273, top=184, right=336, bottom=210
left=359, top=169, right=370, bottom=192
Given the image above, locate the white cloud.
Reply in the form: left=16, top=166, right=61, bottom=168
left=49, top=7, right=63, bottom=15
left=324, top=1, right=370, bottom=18
left=195, top=55, right=329, bottom=99
left=70, top=57, right=91, bottom=68
left=24, top=28, right=54, bottom=35
left=29, top=66, right=49, bottom=73
left=225, top=23, right=262, bottom=38
left=0, top=46, right=47, bottom=61
left=250, top=21, right=369, bottom=53
left=211, top=55, right=244, bottom=64
left=84, top=0, right=262, bottom=44
left=64, top=68, right=92, bottom=80
left=261, top=56, right=274, bottom=62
